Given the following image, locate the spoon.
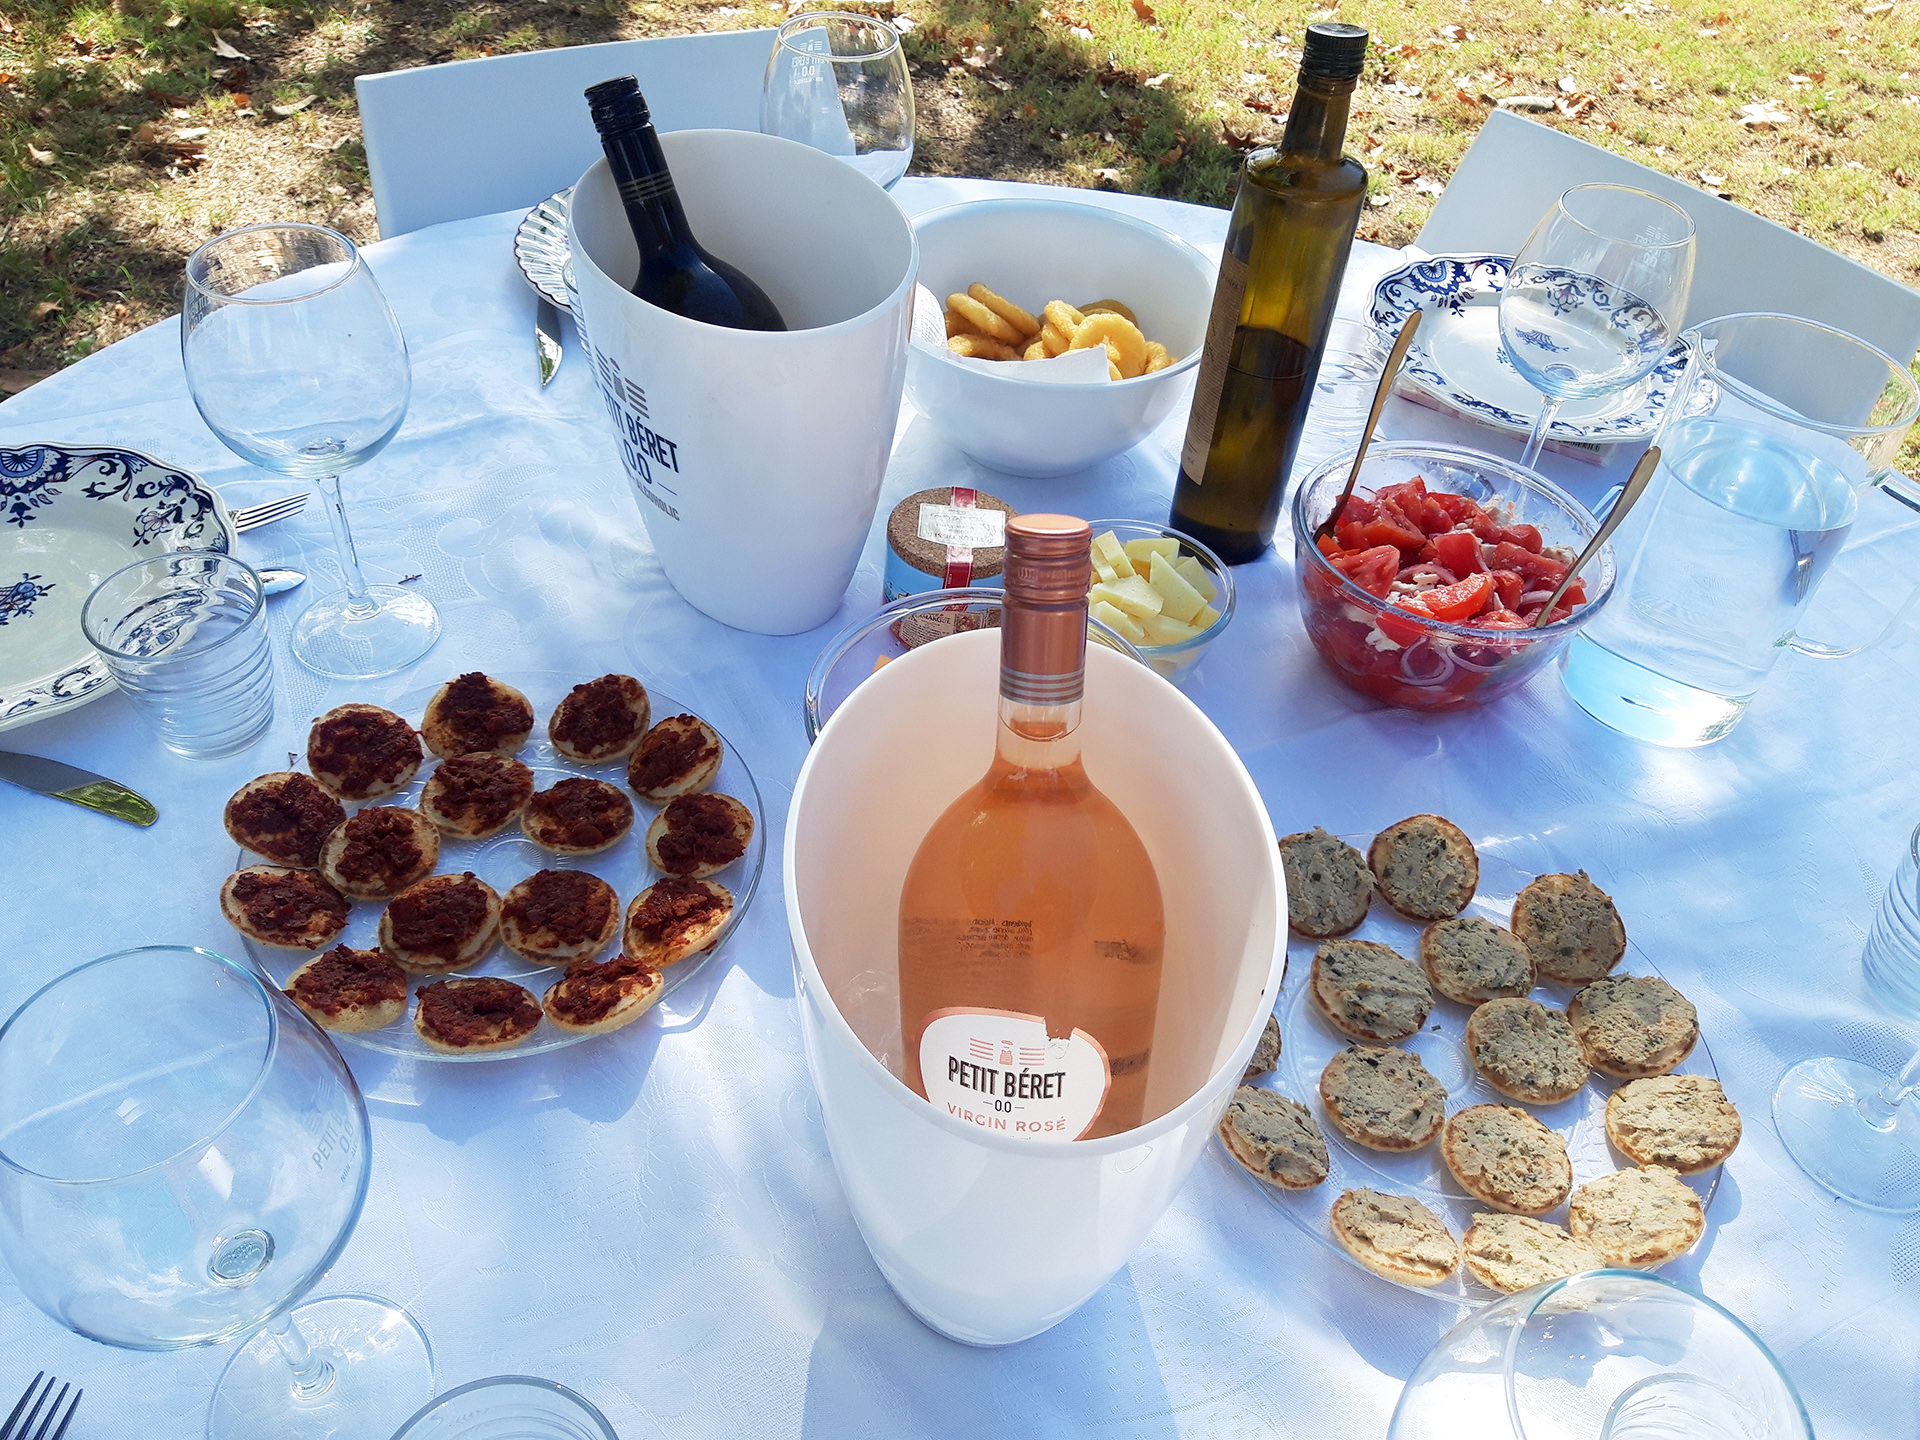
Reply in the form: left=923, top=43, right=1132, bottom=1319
left=259, top=567, right=307, bottom=596
left=1315, top=308, right=1423, bottom=544
left=1531, top=445, right=1661, bottom=627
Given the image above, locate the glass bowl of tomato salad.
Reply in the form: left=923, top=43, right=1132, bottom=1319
left=1290, top=442, right=1617, bottom=711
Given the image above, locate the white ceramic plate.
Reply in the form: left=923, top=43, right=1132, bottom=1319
left=1370, top=254, right=1691, bottom=444
left=1222, top=841, right=1720, bottom=1306
left=514, top=188, right=573, bottom=312
left=237, top=672, right=764, bottom=1063
left=0, top=444, right=235, bottom=732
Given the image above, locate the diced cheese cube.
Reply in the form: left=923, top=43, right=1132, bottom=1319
left=1194, top=604, right=1221, bottom=630
left=1091, top=531, right=1135, bottom=579
left=1093, top=574, right=1164, bottom=620
left=1141, top=613, right=1202, bottom=645
left=1089, top=599, right=1147, bottom=644
left=871, top=654, right=892, bottom=673
left=1146, top=553, right=1206, bottom=624
left=1123, top=536, right=1181, bottom=565
left=1092, top=555, right=1118, bottom=585
left=1173, top=555, right=1218, bottom=602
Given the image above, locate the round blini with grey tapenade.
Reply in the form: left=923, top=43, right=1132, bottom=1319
left=1244, top=1013, right=1282, bottom=1079
left=1310, top=938, right=1433, bottom=1043
left=1218, top=1086, right=1330, bottom=1191
left=1462, top=1213, right=1606, bottom=1294
left=1567, top=974, right=1699, bottom=1079
left=1464, top=997, right=1591, bottom=1104
left=1319, top=1045, right=1448, bottom=1152
left=1512, top=870, right=1627, bottom=983
left=1566, top=1164, right=1704, bottom=1269
left=1330, top=1188, right=1460, bottom=1287
left=1604, top=1074, right=1742, bottom=1174
left=1418, top=915, right=1534, bottom=1004
left=1367, top=814, right=1479, bottom=921
left=1278, top=827, right=1373, bottom=938
left=1440, top=1104, right=1573, bottom=1216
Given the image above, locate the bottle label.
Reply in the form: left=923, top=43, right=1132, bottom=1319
left=918, top=1008, right=1111, bottom=1141
left=916, top=501, right=1005, bottom=550
left=1178, top=249, right=1252, bottom=483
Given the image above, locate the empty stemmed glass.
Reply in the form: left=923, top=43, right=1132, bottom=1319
left=1498, top=184, right=1696, bottom=467
left=762, top=12, right=916, bottom=189
left=183, top=222, right=440, bottom=679
left=1774, top=820, right=1920, bottom=1212
left=0, top=946, right=434, bottom=1439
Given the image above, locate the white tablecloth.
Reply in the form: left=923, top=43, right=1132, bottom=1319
left=3, top=175, right=1918, bottom=1439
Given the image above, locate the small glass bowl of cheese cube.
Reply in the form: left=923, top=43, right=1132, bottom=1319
left=1086, top=520, right=1234, bottom=685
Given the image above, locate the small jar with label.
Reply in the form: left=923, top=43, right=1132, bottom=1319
left=884, top=486, right=1018, bottom=602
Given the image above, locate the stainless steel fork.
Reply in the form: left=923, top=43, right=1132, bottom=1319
left=0, top=1374, right=80, bottom=1440
left=229, top=492, right=309, bottom=532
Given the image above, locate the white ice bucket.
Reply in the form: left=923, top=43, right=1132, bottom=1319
left=566, top=130, right=917, bottom=635
left=784, top=630, right=1286, bottom=1344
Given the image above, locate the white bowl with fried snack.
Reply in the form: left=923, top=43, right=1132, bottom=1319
left=904, top=197, right=1214, bottom=477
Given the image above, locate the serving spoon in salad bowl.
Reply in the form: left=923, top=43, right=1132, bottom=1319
left=1531, top=444, right=1661, bottom=627
left=1315, top=309, right=1423, bottom=546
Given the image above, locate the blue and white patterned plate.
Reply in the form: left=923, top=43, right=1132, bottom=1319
left=1370, top=253, right=1691, bottom=443
left=0, top=444, right=235, bottom=732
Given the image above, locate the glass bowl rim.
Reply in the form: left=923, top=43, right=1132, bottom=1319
left=0, top=945, right=279, bottom=1187
left=1291, top=440, right=1617, bottom=640
left=388, top=1374, right=619, bottom=1439
left=1085, top=517, right=1236, bottom=656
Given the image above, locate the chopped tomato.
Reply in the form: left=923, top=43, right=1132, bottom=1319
left=1375, top=599, right=1432, bottom=648
left=1316, top=533, right=1342, bottom=558
left=1398, top=562, right=1457, bottom=589
left=1327, top=544, right=1400, bottom=598
left=1430, top=530, right=1486, bottom=576
left=1488, top=542, right=1567, bottom=588
left=1427, top=491, right=1490, bottom=529
left=1469, top=608, right=1530, bottom=630
left=1414, top=571, right=1496, bottom=623
left=1335, top=495, right=1378, bottom=526
left=1488, top=522, right=1543, bottom=552
left=1356, top=514, right=1427, bottom=553
left=1490, top=569, right=1525, bottom=609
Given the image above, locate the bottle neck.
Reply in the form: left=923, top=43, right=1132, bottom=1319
left=1278, top=73, right=1356, bottom=162
left=996, top=596, right=1086, bottom=771
left=598, top=122, right=695, bottom=258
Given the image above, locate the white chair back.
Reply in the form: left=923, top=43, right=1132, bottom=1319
left=1417, top=109, right=1920, bottom=365
left=355, top=29, right=777, bottom=238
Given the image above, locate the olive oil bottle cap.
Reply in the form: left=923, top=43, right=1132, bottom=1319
left=1299, top=21, right=1369, bottom=81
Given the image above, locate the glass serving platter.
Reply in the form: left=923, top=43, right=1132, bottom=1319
left=237, top=671, right=764, bottom=1063
left=1221, top=838, right=1720, bottom=1305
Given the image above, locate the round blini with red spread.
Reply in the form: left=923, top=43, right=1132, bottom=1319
left=548, top=674, right=651, bottom=764
left=378, top=871, right=502, bottom=972
left=224, top=771, right=345, bottom=868
left=626, top=713, right=723, bottom=801
left=221, top=865, right=351, bottom=950
left=286, top=945, right=408, bottom=1032
left=645, top=792, right=752, bottom=879
left=623, top=876, right=733, bottom=966
left=417, top=752, right=536, bottom=839
left=420, top=672, right=535, bottom=760
left=521, top=777, right=635, bottom=857
left=413, top=976, right=542, bottom=1053
left=499, top=868, right=621, bottom=966
left=307, top=703, right=423, bottom=801
left=541, top=955, right=666, bottom=1036
left=319, top=805, right=441, bottom=901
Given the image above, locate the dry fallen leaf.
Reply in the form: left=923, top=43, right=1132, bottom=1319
left=26, top=143, right=54, bottom=165
left=986, top=75, right=1011, bottom=91
left=1737, top=99, right=1793, bottom=127
left=30, top=301, right=60, bottom=325
left=1697, top=168, right=1728, bottom=185
left=1130, top=0, right=1157, bottom=20
left=269, top=95, right=317, bottom=118
left=1497, top=94, right=1557, bottom=112
left=1368, top=192, right=1391, bottom=207
left=1220, top=124, right=1260, bottom=150
left=1557, top=75, right=1577, bottom=92
left=1156, top=144, right=1183, bottom=165
left=1413, top=176, right=1445, bottom=196
left=211, top=32, right=248, bottom=60
left=174, top=126, right=208, bottom=141
left=1144, top=72, right=1173, bottom=88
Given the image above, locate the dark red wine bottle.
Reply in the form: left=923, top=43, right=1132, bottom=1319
left=584, top=76, right=787, bottom=332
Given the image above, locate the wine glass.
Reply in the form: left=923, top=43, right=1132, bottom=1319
left=1774, top=819, right=1920, bottom=1211
left=762, top=12, right=915, bottom=189
left=1389, top=1270, right=1812, bottom=1440
left=1497, top=185, right=1695, bottom=467
left=0, top=946, right=434, bottom=1439
left=183, top=222, right=440, bottom=679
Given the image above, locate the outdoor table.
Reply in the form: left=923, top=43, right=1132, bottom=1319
left=0, top=175, right=1914, bottom=1439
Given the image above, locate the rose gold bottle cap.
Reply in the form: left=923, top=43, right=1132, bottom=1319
left=1001, top=515, right=1090, bottom=706
left=1004, top=515, right=1093, bottom=605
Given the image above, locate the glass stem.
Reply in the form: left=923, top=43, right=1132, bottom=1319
left=1859, top=1044, right=1920, bottom=1131
left=265, top=1311, right=336, bottom=1402
left=1518, top=395, right=1563, bottom=469
left=316, top=472, right=379, bottom=619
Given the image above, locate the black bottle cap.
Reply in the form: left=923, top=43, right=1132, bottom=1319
left=1299, top=21, right=1369, bottom=80
left=586, top=75, right=651, bottom=131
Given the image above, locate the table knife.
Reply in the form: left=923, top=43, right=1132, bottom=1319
left=0, top=748, right=158, bottom=826
left=536, top=297, right=564, bottom=386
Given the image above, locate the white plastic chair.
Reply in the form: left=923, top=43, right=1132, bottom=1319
left=1418, top=108, right=1920, bottom=365
left=355, top=29, right=777, bottom=239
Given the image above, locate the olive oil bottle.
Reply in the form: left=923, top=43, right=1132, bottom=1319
left=1169, top=22, right=1369, bottom=564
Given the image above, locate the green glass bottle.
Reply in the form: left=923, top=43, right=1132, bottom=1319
left=1169, top=22, right=1369, bottom=564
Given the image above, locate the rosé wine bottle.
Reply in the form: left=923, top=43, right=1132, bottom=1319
left=897, top=514, right=1167, bottom=1141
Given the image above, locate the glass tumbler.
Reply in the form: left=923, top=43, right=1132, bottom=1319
left=80, top=551, right=274, bottom=757
left=388, top=1376, right=617, bottom=1440
left=1388, top=1270, right=1812, bottom=1440
left=762, top=12, right=915, bottom=189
